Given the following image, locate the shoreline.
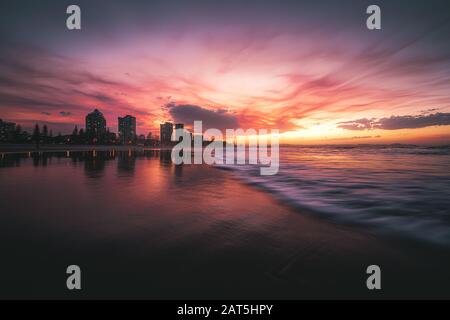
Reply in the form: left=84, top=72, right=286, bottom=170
left=1, top=145, right=450, bottom=298
left=2, top=145, right=449, bottom=246
left=220, top=173, right=450, bottom=298
left=0, top=143, right=172, bottom=153
left=2, top=144, right=449, bottom=247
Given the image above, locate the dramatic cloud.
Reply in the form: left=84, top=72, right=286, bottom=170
left=1, top=1, right=450, bottom=143
left=337, top=118, right=373, bottom=131
left=0, top=45, right=153, bottom=133
left=338, top=113, right=450, bottom=131
left=167, top=104, right=239, bottom=130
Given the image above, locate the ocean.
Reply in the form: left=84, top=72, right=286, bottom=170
left=1, top=145, right=450, bottom=298
left=218, top=145, right=450, bottom=246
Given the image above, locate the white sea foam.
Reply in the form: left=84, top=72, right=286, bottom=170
left=216, top=145, right=450, bottom=246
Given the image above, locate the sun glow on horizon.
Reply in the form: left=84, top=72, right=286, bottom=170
left=1, top=2, right=450, bottom=145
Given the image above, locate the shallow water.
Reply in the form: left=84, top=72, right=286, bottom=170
left=218, top=145, right=450, bottom=246
left=0, top=149, right=318, bottom=298
left=1, top=147, right=450, bottom=298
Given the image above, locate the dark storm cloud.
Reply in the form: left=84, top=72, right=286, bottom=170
left=338, top=112, right=450, bottom=130
left=378, top=113, right=450, bottom=130
left=167, top=103, right=239, bottom=130
left=338, top=118, right=373, bottom=131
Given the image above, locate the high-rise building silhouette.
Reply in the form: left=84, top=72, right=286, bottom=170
left=0, top=119, right=16, bottom=142
left=118, top=115, right=136, bottom=144
left=174, top=123, right=185, bottom=142
left=85, top=109, right=106, bottom=142
left=160, top=122, right=173, bottom=145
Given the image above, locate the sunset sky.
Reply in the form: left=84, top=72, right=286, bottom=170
left=1, top=0, right=450, bottom=144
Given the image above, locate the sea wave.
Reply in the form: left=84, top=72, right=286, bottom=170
left=216, top=145, right=450, bottom=246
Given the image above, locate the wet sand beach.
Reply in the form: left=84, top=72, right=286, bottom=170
left=0, top=150, right=449, bottom=299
